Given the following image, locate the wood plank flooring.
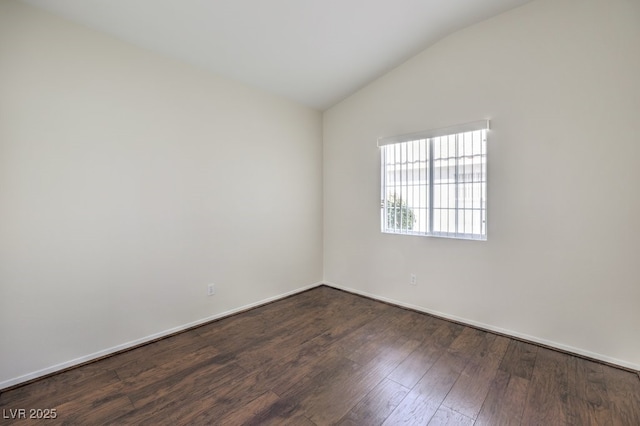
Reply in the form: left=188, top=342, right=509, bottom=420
left=1, top=286, right=639, bottom=425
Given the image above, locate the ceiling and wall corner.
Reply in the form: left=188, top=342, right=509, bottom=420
left=19, top=0, right=533, bottom=110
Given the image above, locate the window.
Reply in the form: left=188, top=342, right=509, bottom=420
left=379, top=120, right=489, bottom=240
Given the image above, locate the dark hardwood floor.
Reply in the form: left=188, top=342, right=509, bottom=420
left=1, top=286, right=639, bottom=425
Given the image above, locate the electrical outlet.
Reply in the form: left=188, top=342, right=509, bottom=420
left=410, top=274, right=417, bottom=285
left=207, top=283, right=215, bottom=296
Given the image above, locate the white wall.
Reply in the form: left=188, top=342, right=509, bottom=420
left=0, top=0, right=322, bottom=386
left=324, top=0, right=640, bottom=369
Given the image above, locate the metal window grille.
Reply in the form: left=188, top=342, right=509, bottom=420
left=379, top=121, right=488, bottom=240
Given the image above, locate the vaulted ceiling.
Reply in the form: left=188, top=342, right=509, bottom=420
left=22, top=0, right=532, bottom=110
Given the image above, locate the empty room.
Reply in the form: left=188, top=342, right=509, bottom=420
left=1, top=0, right=639, bottom=424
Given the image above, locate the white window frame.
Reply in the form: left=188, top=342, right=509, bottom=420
left=378, top=120, right=489, bottom=241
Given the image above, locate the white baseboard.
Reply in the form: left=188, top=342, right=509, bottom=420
left=0, top=281, right=323, bottom=391
left=323, top=281, right=640, bottom=372
left=4, top=279, right=635, bottom=390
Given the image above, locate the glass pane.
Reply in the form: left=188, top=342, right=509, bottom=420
left=473, top=210, right=481, bottom=235
left=433, top=209, right=442, bottom=232
left=382, top=128, right=486, bottom=239
left=472, top=183, right=483, bottom=209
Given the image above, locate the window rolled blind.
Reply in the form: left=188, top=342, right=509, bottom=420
left=377, top=120, right=490, bottom=147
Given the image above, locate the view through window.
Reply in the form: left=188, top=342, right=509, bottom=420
left=380, top=121, right=488, bottom=240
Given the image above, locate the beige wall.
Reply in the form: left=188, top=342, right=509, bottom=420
left=0, top=0, right=323, bottom=386
left=324, top=0, right=640, bottom=369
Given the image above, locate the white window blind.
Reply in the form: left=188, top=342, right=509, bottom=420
left=379, top=120, right=489, bottom=240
